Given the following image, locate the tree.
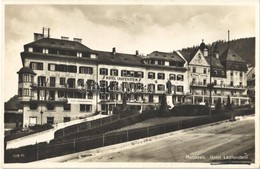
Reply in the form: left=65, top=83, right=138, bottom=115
left=226, top=95, right=232, bottom=110
left=215, top=98, right=222, bottom=113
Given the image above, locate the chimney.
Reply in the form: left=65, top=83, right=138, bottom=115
left=34, top=33, right=44, bottom=41
left=42, top=27, right=50, bottom=38
left=112, top=47, right=116, bottom=55
left=73, top=38, right=82, bottom=43
left=228, top=30, right=230, bottom=48
left=61, top=36, right=69, bottom=40
left=136, top=50, right=139, bottom=56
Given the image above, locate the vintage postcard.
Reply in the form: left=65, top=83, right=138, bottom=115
left=1, top=0, right=259, bottom=168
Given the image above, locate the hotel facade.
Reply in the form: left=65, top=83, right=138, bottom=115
left=17, top=31, right=250, bottom=127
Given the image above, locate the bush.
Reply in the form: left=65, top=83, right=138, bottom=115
left=170, top=104, right=210, bottom=116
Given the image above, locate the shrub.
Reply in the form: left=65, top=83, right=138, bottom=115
left=170, top=104, right=210, bottom=116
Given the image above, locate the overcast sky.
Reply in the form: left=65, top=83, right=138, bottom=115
left=3, top=3, right=256, bottom=101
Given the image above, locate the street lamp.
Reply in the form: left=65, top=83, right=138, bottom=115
left=40, top=110, right=44, bottom=125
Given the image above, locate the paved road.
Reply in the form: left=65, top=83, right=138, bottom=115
left=6, top=114, right=108, bottom=149
left=74, top=116, right=255, bottom=163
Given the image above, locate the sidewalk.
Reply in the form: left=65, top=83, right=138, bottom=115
left=6, top=114, right=109, bottom=149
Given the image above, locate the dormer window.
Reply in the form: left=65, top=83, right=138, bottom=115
left=28, top=47, right=33, bottom=52
left=90, top=54, right=96, bottom=59
left=77, top=52, right=82, bottom=58
left=158, top=60, right=165, bottom=65
left=43, top=48, right=48, bottom=54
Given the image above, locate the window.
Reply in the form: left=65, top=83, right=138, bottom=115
left=60, top=78, right=66, bottom=85
left=110, top=69, right=118, bottom=76
left=203, top=68, right=207, bottom=74
left=135, top=71, right=144, bottom=78
left=48, top=64, right=56, bottom=71
left=100, top=68, right=108, bottom=75
left=47, top=117, right=54, bottom=124
left=100, top=93, right=108, bottom=100
left=157, top=84, right=165, bottom=91
left=177, top=86, right=183, bottom=92
left=67, top=78, right=75, bottom=88
left=64, top=117, right=71, bottom=122
left=30, top=62, right=43, bottom=70
left=230, top=81, right=234, bottom=87
left=148, top=72, right=155, bottom=79
left=79, top=66, right=93, bottom=74
left=63, top=104, right=71, bottom=111
left=87, top=92, right=93, bottom=99
left=28, top=47, right=33, bottom=52
left=158, top=60, right=165, bottom=65
left=110, top=81, right=118, bottom=91
left=50, top=77, right=56, bottom=87
left=214, top=80, right=217, bottom=85
left=192, top=67, right=196, bottom=73
left=23, top=88, right=29, bottom=96
left=68, top=65, right=77, bottom=73
left=136, top=83, right=144, bottom=90
left=240, top=71, right=243, bottom=78
left=157, top=73, right=165, bottom=80
left=169, top=74, right=176, bottom=80
left=230, top=71, right=233, bottom=76
left=121, top=70, right=127, bottom=77
left=90, top=54, right=97, bottom=59
left=57, top=64, right=67, bottom=72
left=77, top=52, right=82, bottom=57
left=203, top=79, right=207, bottom=85
left=23, top=75, right=30, bottom=82
left=43, top=48, right=49, bottom=54
left=177, top=74, right=184, bottom=81
left=129, top=71, right=135, bottom=77
left=239, top=82, right=242, bottom=86
left=148, top=84, right=155, bottom=92
left=80, top=104, right=92, bottom=112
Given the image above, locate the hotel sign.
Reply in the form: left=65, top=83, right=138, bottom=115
left=104, top=76, right=141, bottom=82
left=67, top=98, right=92, bottom=104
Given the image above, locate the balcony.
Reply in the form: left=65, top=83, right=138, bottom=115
left=30, top=97, right=67, bottom=103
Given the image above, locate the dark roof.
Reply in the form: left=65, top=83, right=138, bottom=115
left=25, top=38, right=91, bottom=52
left=205, top=56, right=225, bottom=69
left=5, top=95, right=23, bottom=111
left=179, top=51, right=194, bottom=63
left=17, top=67, right=36, bottom=75
left=145, top=51, right=185, bottom=63
left=93, top=50, right=144, bottom=66
left=219, top=47, right=246, bottom=63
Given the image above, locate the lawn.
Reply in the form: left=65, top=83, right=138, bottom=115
left=110, top=116, right=203, bottom=132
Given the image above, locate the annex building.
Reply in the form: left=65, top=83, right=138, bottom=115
left=17, top=29, right=250, bottom=127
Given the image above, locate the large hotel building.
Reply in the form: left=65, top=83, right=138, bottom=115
left=17, top=30, right=250, bottom=127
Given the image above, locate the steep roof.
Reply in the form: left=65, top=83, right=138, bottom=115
left=219, top=47, right=246, bottom=63
left=205, top=56, right=225, bottom=69
left=17, top=67, right=36, bottom=75
left=25, top=38, right=92, bottom=52
left=5, top=95, right=23, bottom=111
left=145, top=51, right=185, bottom=63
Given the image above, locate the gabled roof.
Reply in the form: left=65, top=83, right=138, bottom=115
left=25, top=38, right=92, bottom=52
left=219, top=47, right=246, bottom=63
left=144, top=51, right=185, bottom=63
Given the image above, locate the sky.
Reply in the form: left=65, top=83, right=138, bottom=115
left=3, top=3, right=256, bottom=102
